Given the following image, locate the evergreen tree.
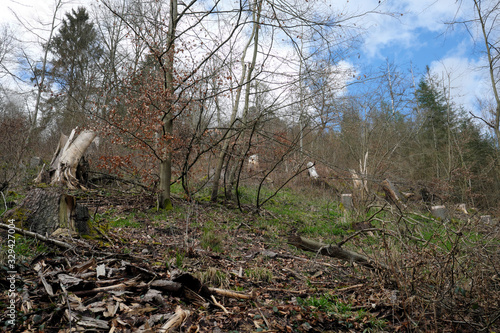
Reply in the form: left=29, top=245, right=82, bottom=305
left=414, top=75, right=455, bottom=180
left=49, top=7, right=103, bottom=129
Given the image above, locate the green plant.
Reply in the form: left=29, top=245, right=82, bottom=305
left=0, top=236, right=49, bottom=265
left=200, top=229, right=224, bottom=253
left=175, top=251, right=185, bottom=268
left=298, top=294, right=350, bottom=315
left=195, top=267, right=228, bottom=288
left=245, top=267, right=273, bottom=282
left=109, top=214, right=141, bottom=228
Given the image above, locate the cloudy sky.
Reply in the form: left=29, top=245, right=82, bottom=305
left=344, top=0, right=489, bottom=112
left=0, top=0, right=491, bottom=113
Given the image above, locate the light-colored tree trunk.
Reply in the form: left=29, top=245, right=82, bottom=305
left=47, top=128, right=97, bottom=189
left=211, top=0, right=261, bottom=202
left=474, top=0, right=500, bottom=148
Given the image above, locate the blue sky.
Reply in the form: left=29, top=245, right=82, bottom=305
left=340, top=0, right=490, bottom=114
left=0, top=0, right=492, bottom=116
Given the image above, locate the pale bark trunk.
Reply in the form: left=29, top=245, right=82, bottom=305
left=48, top=128, right=97, bottom=189
left=210, top=0, right=261, bottom=202
left=475, top=0, right=500, bottom=148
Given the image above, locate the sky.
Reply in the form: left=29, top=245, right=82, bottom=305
left=344, top=0, right=490, bottom=113
left=0, top=0, right=492, bottom=115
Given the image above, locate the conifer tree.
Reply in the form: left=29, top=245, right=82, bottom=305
left=49, top=7, right=103, bottom=129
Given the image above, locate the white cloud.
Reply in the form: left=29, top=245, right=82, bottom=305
left=430, top=54, right=490, bottom=113
left=345, top=0, right=471, bottom=59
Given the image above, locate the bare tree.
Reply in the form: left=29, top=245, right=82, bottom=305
left=451, top=0, right=500, bottom=147
left=474, top=0, right=500, bottom=147
left=100, top=0, right=248, bottom=208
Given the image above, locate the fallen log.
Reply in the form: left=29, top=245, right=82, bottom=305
left=288, top=235, right=387, bottom=270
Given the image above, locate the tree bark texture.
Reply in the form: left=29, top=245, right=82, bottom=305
left=2, top=187, right=90, bottom=236
left=37, top=128, right=96, bottom=189
left=50, top=129, right=97, bottom=189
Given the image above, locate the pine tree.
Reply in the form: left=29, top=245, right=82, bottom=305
left=414, top=75, right=455, bottom=180
left=49, top=7, right=103, bottom=129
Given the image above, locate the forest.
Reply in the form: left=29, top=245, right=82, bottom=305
left=0, top=0, right=499, bottom=332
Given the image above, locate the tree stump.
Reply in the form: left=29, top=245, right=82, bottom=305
left=3, top=187, right=90, bottom=236
left=341, top=193, right=353, bottom=210
left=431, top=205, right=448, bottom=220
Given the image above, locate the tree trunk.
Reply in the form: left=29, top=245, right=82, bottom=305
left=158, top=0, right=177, bottom=209
left=211, top=0, right=260, bottom=202
left=26, top=127, right=95, bottom=235
left=381, top=179, right=406, bottom=208
left=3, top=187, right=90, bottom=236
left=40, top=128, right=97, bottom=189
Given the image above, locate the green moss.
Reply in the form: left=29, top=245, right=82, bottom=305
left=162, top=198, right=173, bottom=211
left=6, top=208, right=28, bottom=229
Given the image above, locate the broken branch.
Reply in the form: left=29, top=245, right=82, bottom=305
left=288, top=235, right=387, bottom=270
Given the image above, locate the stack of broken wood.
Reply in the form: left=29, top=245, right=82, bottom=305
left=1, top=243, right=252, bottom=332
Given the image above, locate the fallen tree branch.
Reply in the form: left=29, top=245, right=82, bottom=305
left=0, top=223, right=81, bottom=250
left=288, top=235, right=387, bottom=270
left=73, top=276, right=140, bottom=297
left=210, top=287, right=254, bottom=300
left=211, top=295, right=229, bottom=314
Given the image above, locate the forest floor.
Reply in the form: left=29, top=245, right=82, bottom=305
left=0, top=183, right=498, bottom=332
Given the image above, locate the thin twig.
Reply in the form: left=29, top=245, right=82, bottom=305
left=211, top=295, right=229, bottom=314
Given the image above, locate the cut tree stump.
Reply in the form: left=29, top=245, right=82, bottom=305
left=3, top=187, right=90, bottom=236
left=14, top=127, right=97, bottom=236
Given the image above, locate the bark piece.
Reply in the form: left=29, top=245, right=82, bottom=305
left=158, top=306, right=190, bottom=333
left=150, top=280, right=183, bottom=293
